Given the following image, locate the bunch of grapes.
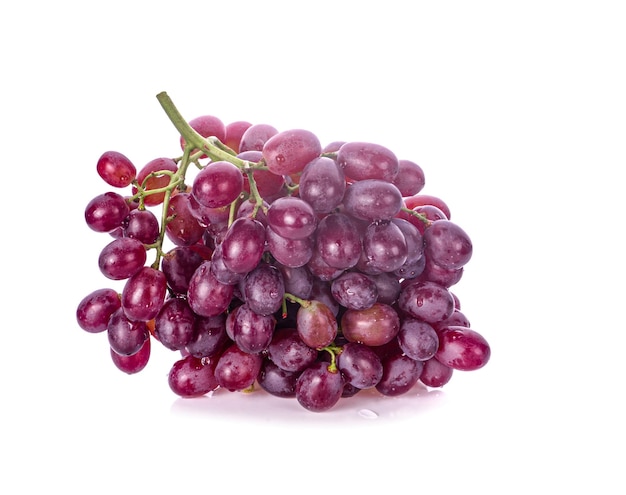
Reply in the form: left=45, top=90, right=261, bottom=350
left=76, top=91, right=491, bottom=413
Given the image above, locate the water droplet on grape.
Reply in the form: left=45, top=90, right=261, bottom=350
left=276, top=154, right=285, bottom=163
left=358, top=408, right=379, bottom=419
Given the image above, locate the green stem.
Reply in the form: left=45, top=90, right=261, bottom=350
left=321, top=344, right=343, bottom=373
left=283, top=292, right=312, bottom=308
left=401, top=206, right=432, bottom=227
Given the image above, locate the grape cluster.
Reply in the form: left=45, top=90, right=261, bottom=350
left=76, top=92, right=491, bottom=413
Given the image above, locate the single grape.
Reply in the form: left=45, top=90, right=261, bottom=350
left=241, top=263, right=285, bottom=316
left=110, top=337, right=150, bottom=374
left=336, top=342, right=383, bottom=389
left=220, top=217, right=266, bottom=274
left=161, top=246, right=206, bottom=295
left=330, top=271, right=378, bottom=310
left=397, top=317, right=440, bottom=361
left=296, top=300, right=338, bottom=349
left=191, top=161, right=244, bottom=209
left=419, top=357, right=453, bottom=387
left=392, top=217, right=424, bottom=265
left=85, top=192, right=130, bottom=233
left=224, top=120, right=252, bottom=153
left=187, top=261, right=235, bottom=317
left=185, top=314, right=228, bottom=359
left=121, top=267, right=167, bottom=322
left=298, top=156, right=346, bottom=213
left=214, top=343, right=263, bottom=392
left=257, top=358, right=299, bottom=398
left=266, top=226, right=313, bottom=268
left=154, top=297, right=196, bottom=351
left=168, top=354, right=220, bottom=398
left=362, top=220, right=408, bottom=273
left=435, top=326, right=491, bottom=371
left=392, top=159, right=425, bottom=196
left=97, top=150, right=136, bottom=188
left=342, top=179, right=403, bottom=222
left=107, top=308, right=149, bottom=356
left=231, top=303, right=276, bottom=354
left=266, top=196, right=317, bottom=240
left=262, top=128, right=322, bottom=176
left=314, top=212, right=362, bottom=270
left=98, top=237, right=147, bottom=280
left=397, top=280, right=455, bottom=323
left=267, top=327, right=318, bottom=373
left=341, top=302, right=400, bottom=347
left=423, top=219, right=472, bottom=270
left=123, top=208, right=160, bottom=244
left=295, top=361, right=344, bottom=412
left=239, top=123, right=278, bottom=152
left=76, top=288, right=121, bottom=333
left=165, top=192, right=206, bottom=247
left=375, top=352, right=423, bottom=396
left=336, top=141, right=398, bottom=182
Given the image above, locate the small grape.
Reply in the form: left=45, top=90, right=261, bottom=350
left=97, top=151, right=136, bottom=188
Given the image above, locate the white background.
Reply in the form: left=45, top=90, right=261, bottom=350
left=1, top=1, right=624, bottom=493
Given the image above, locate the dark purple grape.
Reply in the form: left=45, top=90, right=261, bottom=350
left=220, top=217, right=266, bottom=274
left=262, top=128, right=322, bottom=176
left=376, top=352, right=423, bottom=396
left=341, top=302, right=400, bottom=347
left=418, top=257, right=464, bottom=287
left=336, top=142, right=398, bottom=182
left=362, top=220, right=408, bottom=273
left=277, top=264, right=313, bottom=299
left=161, top=246, right=206, bottom=295
left=257, top=358, right=299, bottom=398
left=397, top=317, right=440, bottom=361
left=154, top=297, right=196, bottom=351
left=76, top=288, right=121, bottom=333
left=295, top=361, right=344, bottom=412
left=435, top=326, right=491, bottom=371
left=392, top=217, right=424, bottom=264
left=185, top=314, right=228, bottom=358
left=330, top=271, right=378, bottom=310
left=85, top=192, right=130, bottom=233
left=121, top=267, right=167, bottom=322
left=336, top=342, right=383, bottom=389
left=98, top=237, right=147, bottom=280
left=309, top=279, right=340, bottom=316
left=97, top=151, right=136, bottom=188
left=306, top=249, right=346, bottom=281
left=368, top=272, right=401, bottom=305
left=392, top=159, right=425, bottom=196
left=296, top=300, right=338, bottom=349
left=107, top=308, right=149, bottom=356
left=231, top=303, right=276, bottom=354
left=192, top=161, right=243, bottom=209
left=241, top=263, right=285, bottom=316
left=268, top=328, right=318, bottom=373
left=266, top=226, right=313, bottom=268
left=168, top=354, right=220, bottom=398
left=343, top=179, right=403, bottom=222
left=124, top=208, right=160, bottom=244
left=209, top=243, right=246, bottom=285
left=314, top=212, right=362, bottom=270
left=266, top=196, right=317, bottom=240
left=110, top=337, right=150, bottom=374
left=397, top=280, right=455, bottom=323
left=187, top=261, right=235, bottom=317
left=420, top=357, right=453, bottom=387
left=214, top=343, right=263, bottom=391
left=423, top=219, right=472, bottom=270
left=298, top=156, right=346, bottom=213
left=165, top=192, right=206, bottom=247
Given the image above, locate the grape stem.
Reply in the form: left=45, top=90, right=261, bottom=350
left=400, top=207, right=432, bottom=227
left=320, top=344, right=342, bottom=373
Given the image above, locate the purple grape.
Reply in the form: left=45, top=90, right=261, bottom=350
left=266, top=226, right=313, bottom=268
left=435, top=326, right=491, bottom=371
left=341, top=302, right=400, bottom=347
left=266, top=196, right=317, bottom=240
left=392, top=159, right=425, bottom=196
left=268, top=328, right=318, bottom=373
left=376, top=352, right=423, bottom=396
left=392, top=217, right=424, bottom=264
left=97, top=150, right=137, bottom=188
left=110, top=337, right=150, bottom=374
left=368, top=272, right=401, bottom=305
left=98, top=237, right=147, bottom=280
left=121, top=266, right=167, bottom=322
left=220, top=217, right=266, bottom=274
left=214, top=343, right=263, bottom=392
left=154, top=297, right=196, bottom=351
left=257, top=358, right=299, bottom=398
left=342, top=179, right=403, bottom=222
left=241, top=263, right=285, bottom=316
left=314, top=212, right=362, bottom=270
left=336, top=342, right=383, bottom=389
left=295, top=361, right=344, bottom=412
left=165, top=192, right=206, bottom=247
left=277, top=264, right=313, bottom=299
left=187, top=261, right=235, bottom=317
left=336, top=141, right=398, bottom=182
left=423, top=219, right=472, bottom=270
left=330, top=271, right=378, bottom=310
left=161, top=246, right=206, bottom=295
left=397, top=280, right=455, bottom=323
left=210, top=243, right=246, bottom=285
left=123, top=208, right=160, bottom=244
left=191, top=161, right=243, bottom=209
left=362, top=220, right=408, bottom=273
left=296, top=300, right=338, bottom=349
left=107, top=308, right=149, bottom=356
left=298, top=156, right=346, bottom=213
left=76, top=288, right=121, bottom=333
left=185, top=314, right=228, bottom=358
left=262, top=128, right=322, bottom=176
left=306, top=248, right=346, bottom=282
left=397, top=317, right=439, bottom=361
left=231, top=303, right=276, bottom=354
left=85, top=192, right=130, bottom=233
left=420, top=357, right=453, bottom=387
left=168, top=354, right=219, bottom=398
left=418, top=257, right=464, bottom=287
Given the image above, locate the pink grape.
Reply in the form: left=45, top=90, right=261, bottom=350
left=192, top=161, right=243, bottom=209
left=262, top=128, right=322, bottom=176
left=336, top=141, right=398, bottom=182
left=97, top=150, right=136, bottom=188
